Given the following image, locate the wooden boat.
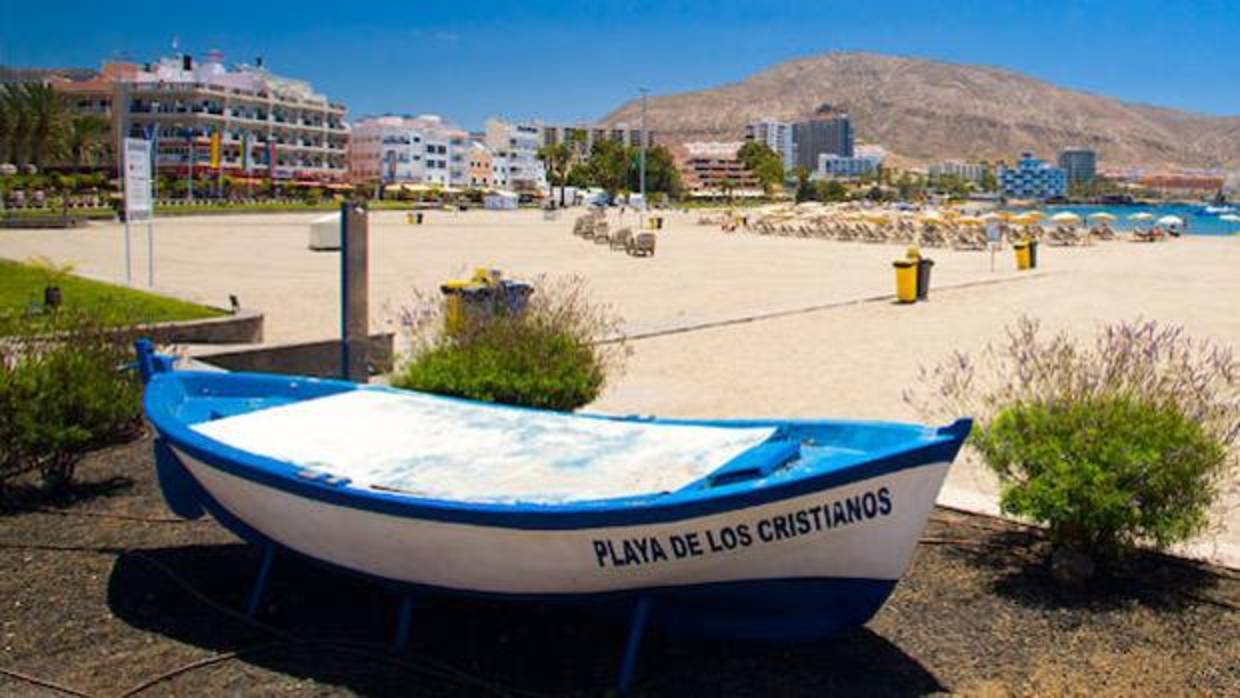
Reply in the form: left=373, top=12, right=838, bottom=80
left=136, top=340, right=970, bottom=659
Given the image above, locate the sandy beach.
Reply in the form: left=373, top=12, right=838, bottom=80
left=2, top=208, right=1237, bottom=566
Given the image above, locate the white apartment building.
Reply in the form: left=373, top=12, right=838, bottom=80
left=485, top=117, right=547, bottom=193
left=816, top=146, right=885, bottom=180
left=744, top=118, right=796, bottom=171
left=347, top=114, right=468, bottom=187
left=929, top=160, right=988, bottom=183
left=70, top=52, right=349, bottom=183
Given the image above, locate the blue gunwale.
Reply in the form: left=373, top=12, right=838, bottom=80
left=144, top=368, right=971, bottom=531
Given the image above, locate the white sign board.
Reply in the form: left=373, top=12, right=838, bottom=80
left=123, top=138, right=153, bottom=221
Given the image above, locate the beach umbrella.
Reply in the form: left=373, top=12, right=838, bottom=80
left=956, top=215, right=985, bottom=226
left=921, top=210, right=946, bottom=222
left=979, top=212, right=1003, bottom=221
left=1087, top=212, right=1118, bottom=222
left=1156, top=215, right=1183, bottom=227
left=1010, top=211, right=1043, bottom=226
left=1129, top=212, right=1155, bottom=221
left=1049, top=211, right=1082, bottom=224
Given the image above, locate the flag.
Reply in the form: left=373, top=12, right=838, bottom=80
left=268, top=141, right=277, bottom=178
left=209, top=131, right=222, bottom=169
left=241, top=133, right=251, bottom=172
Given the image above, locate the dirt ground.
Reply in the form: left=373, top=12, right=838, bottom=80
left=1, top=435, right=1236, bottom=697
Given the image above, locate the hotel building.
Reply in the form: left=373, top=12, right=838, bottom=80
left=816, top=146, right=886, bottom=180
left=792, top=106, right=853, bottom=171
left=484, top=118, right=547, bottom=193
left=540, top=123, right=656, bottom=156
left=928, top=160, right=989, bottom=183
left=1057, top=148, right=1097, bottom=185
left=998, top=153, right=1067, bottom=200
left=674, top=141, right=760, bottom=194
left=58, top=53, right=348, bottom=184
left=744, top=118, right=796, bottom=171
left=347, top=114, right=472, bottom=188
left=468, top=142, right=495, bottom=189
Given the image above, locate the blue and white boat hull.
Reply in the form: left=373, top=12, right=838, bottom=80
left=138, top=345, right=969, bottom=640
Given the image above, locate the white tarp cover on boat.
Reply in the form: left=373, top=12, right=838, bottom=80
left=191, top=389, right=775, bottom=504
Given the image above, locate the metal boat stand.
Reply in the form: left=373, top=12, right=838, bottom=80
left=617, top=596, right=653, bottom=695
left=243, top=542, right=652, bottom=693
left=393, top=596, right=416, bottom=652
left=246, top=542, right=277, bottom=617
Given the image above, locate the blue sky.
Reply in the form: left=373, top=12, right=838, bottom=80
left=3, top=1, right=1238, bottom=129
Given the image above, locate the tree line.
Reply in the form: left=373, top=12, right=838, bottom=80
left=0, top=83, right=111, bottom=172
left=539, top=137, right=682, bottom=205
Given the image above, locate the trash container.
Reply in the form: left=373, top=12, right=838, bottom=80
left=440, top=279, right=474, bottom=334
left=893, top=260, right=918, bottom=303
left=653, top=216, right=664, bottom=230
left=1028, top=239, right=1038, bottom=269
left=1014, top=242, right=1032, bottom=271
left=416, top=212, right=425, bottom=225
left=916, top=258, right=935, bottom=300
left=406, top=212, right=415, bottom=224
left=498, top=280, right=535, bottom=314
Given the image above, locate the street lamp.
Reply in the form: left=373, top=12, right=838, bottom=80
left=639, top=87, right=648, bottom=222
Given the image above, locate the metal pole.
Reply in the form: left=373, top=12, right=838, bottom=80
left=188, top=131, right=195, bottom=202
left=123, top=219, right=132, bottom=284
left=120, top=82, right=132, bottom=284
left=341, top=200, right=369, bottom=382
left=639, top=88, right=648, bottom=218
left=147, top=221, right=155, bottom=287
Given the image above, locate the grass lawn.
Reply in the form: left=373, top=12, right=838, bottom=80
left=153, top=200, right=428, bottom=215
left=2, top=207, right=116, bottom=221
left=0, top=258, right=227, bottom=325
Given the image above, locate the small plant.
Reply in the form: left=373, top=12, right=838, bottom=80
left=392, top=275, right=628, bottom=411
left=0, top=308, right=143, bottom=493
left=25, top=255, right=76, bottom=309
left=906, top=317, right=1239, bottom=563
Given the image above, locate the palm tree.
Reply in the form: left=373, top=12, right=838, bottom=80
left=64, top=114, right=110, bottom=172
left=0, top=88, right=12, bottom=165
left=537, top=141, right=572, bottom=208
left=1, top=84, right=33, bottom=166
left=23, top=83, right=68, bottom=170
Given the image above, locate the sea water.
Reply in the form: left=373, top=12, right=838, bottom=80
left=1024, top=203, right=1239, bottom=236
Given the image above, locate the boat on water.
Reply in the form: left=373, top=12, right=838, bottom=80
left=136, top=340, right=970, bottom=646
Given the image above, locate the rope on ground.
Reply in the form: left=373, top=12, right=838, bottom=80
left=124, top=550, right=542, bottom=698
left=114, top=642, right=290, bottom=698
left=0, top=666, right=95, bottom=698
left=0, top=541, right=536, bottom=697
left=9, top=506, right=199, bottom=525
left=918, top=536, right=1005, bottom=549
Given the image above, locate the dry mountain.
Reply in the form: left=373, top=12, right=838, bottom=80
left=600, top=52, right=1240, bottom=170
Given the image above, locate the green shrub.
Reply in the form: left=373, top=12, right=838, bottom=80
left=908, top=317, right=1239, bottom=561
left=974, top=395, right=1226, bottom=556
left=0, top=310, right=143, bottom=492
left=392, top=275, right=627, bottom=411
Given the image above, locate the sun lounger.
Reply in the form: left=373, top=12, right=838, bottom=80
left=611, top=227, right=633, bottom=251
left=630, top=232, right=656, bottom=257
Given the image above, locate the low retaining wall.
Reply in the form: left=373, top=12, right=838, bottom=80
left=191, top=333, right=394, bottom=378
left=139, top=309, right=264, bottom=345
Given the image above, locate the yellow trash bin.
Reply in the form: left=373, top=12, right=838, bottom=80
left=1014, top=242, right=1031, bottom=270
left=440, top=279, right=473, bottom=335
left=406, top=212, right=415, bottom=224
left=893, top=260, right=918, bottom=303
